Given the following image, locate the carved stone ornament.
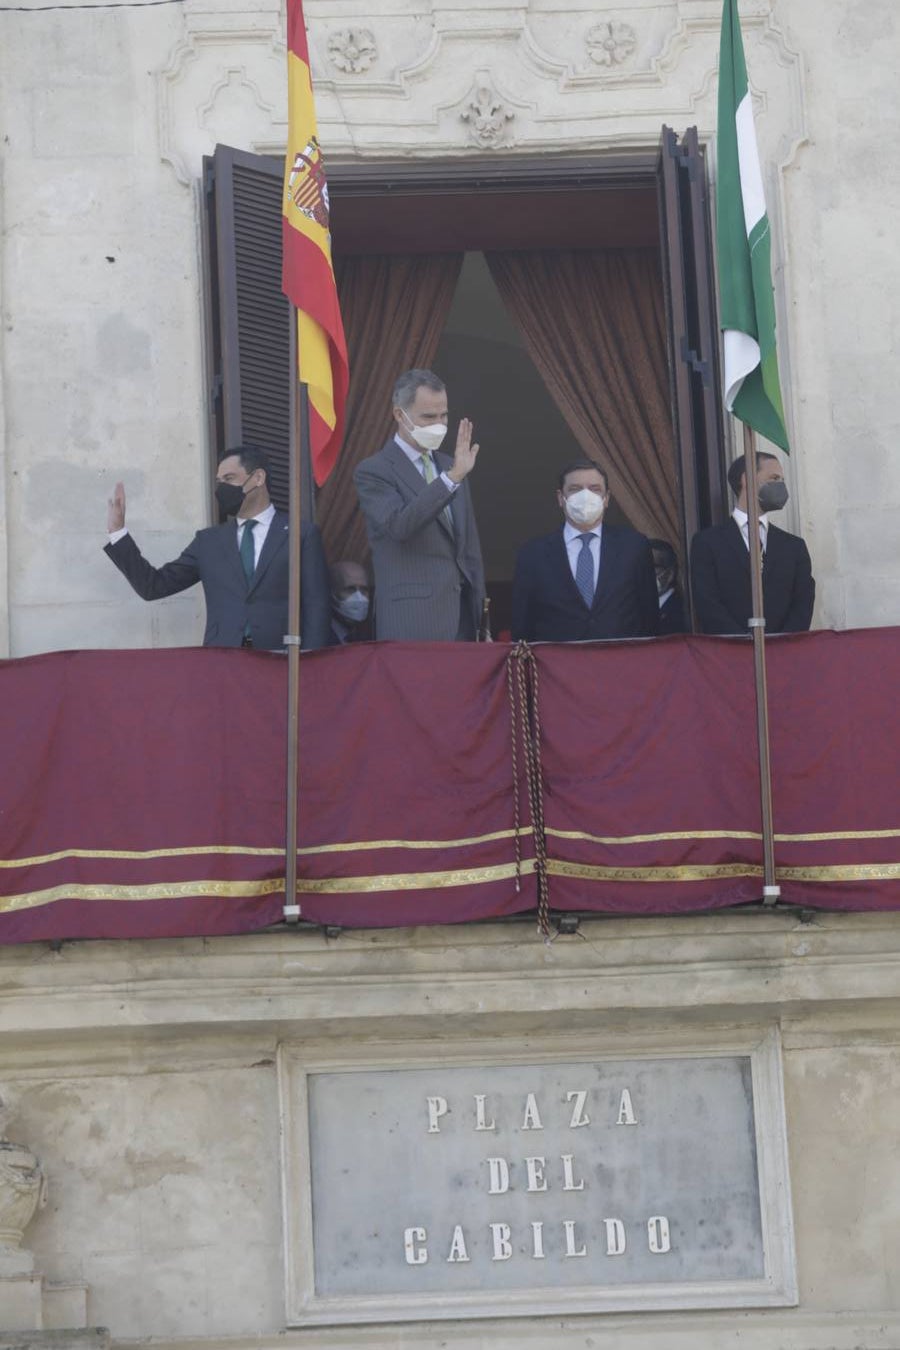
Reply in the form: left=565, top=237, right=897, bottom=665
left=326, top=28, right=377, bottom=74
left=460, top=78, right=515, bottom=150
left=0, top=1101, right=47, bottom=1251
left=585, top=20, right=637, bottom=67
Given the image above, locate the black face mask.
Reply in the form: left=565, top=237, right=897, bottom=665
left=758, top=480, right=789, bottom=513
left=215, top=479, right=250, bottom=517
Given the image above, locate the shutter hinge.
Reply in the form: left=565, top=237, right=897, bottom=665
left=679, top=336, right=711, bottom=385
left=210, top=372, right=223, bottom=410
left=204, top=161, right=216, bottom=196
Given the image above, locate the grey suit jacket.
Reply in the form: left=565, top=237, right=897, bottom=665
left=104, top=512, right=331, bottom=650
left=354, top=438, right=485, bottom=641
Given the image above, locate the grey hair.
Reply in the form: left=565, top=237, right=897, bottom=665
left=392, top=369, right=446, bottom=411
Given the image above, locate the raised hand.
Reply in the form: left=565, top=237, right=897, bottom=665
left=107, top=481, right=126, bottom=533
left=448, top=418, right=480, bottom=483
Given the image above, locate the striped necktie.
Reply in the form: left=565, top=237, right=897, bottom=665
left=575, top=533, right=596, bottom=607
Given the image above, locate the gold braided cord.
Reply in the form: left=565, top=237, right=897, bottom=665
left=507, top=643, right=551, bottom=936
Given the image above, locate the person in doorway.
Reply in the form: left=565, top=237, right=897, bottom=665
left=689, top=452, right=815, bottom=635
left=511, top=459, right=659, bottom=642
left=647, top=538, right=688, bottom=635
left=353, top=369, right=485, bottom=641
left=329, top=560, right=372, bottom=644
left=104, top=446, right=331, bottom=650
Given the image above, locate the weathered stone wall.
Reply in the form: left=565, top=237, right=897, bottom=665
left=1, top=913, right=900, bottom=1346
left=0, top=0, right=897, bottom=653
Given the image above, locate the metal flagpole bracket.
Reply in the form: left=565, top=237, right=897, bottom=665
left=762, top=885, right=781, bottom=906
left=284, top=904, right=302, bottom=918
left=283, top=635, right=303, bottom=646
left=747, top=617, right=766, bottom=628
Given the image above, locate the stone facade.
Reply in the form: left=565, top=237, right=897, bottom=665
left=1, top=914, right=900, bottom=1345
left=0, top=0, right=897, bottom=653
left=2, top=3, right=900, bottom=1344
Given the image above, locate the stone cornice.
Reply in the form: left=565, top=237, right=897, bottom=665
left=2, top=914, right=900, bottom=1055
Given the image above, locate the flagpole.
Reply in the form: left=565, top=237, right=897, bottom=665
left=742, top=422, right=780, bottom=905
left=283, top=308, right=305, bottom=925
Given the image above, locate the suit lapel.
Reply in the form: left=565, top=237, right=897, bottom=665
left=554, top=528, right=588, bottom=609
left=248, top=512, right=289, bottom=593
left=726, top=517, right=752, bottom=574
left=387, top=439, right=455, bottom=542
left=591, top=526, right=618, bottom=610
left=435, top=449, right=459, bottom=544
left=386, top=439, right=427, bottom=499
left=217, top=521, right=247, bottom=592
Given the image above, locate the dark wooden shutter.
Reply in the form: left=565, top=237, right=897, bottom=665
left=202, top=144, right=310, bottom=517
left=657, top=126, right=727, bottom=557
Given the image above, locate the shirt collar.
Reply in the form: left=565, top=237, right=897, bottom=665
left=395, top=434, right=432, bottom=468
left=733, top=506, right=769, bottom=530
left=238, top=502, right=276, bottom=528
left=658, top=587, right=674, bottom=608
left=563, top=521, right=602, bottom=546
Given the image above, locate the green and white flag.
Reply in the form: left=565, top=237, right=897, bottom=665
left=716, top=0, right=789, bottom=451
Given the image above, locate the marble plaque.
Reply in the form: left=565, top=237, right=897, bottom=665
left=280, top=1030, right=796, bottom=1324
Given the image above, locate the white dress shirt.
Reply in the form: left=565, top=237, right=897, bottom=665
left=108, top=502, right=276, bottom=568
left=563, top=520, right=602, bottom=589
left=394, top=435, right=459, bottom=493
left=236, top=502, right=276, bottom=568
left=732, top=506, right=769, bottom=553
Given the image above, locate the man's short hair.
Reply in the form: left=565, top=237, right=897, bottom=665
left=726, top=452, right=779, bottom=497
left=647, top=538, right=678, bottom=577
left=221, top=444, right=271, bottom=485
left=392, top=369, right=446, bottom=411
left=557, top=458, right=609, bottom=493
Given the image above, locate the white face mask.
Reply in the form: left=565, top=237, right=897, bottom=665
left=564, top=487, right=606, bottom=527
left=334, top=590, right=369, bottom=624
left=402, top=412, right=447, bottom=454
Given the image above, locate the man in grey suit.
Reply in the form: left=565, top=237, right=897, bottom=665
left=354, top=369, right=485, bottom=641
left=104, top=445, right=331, bottom=650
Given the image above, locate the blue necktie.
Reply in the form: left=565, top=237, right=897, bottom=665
left=239, top=519, right=256, bottom=582
left=575, top=533, right=595, bottom=607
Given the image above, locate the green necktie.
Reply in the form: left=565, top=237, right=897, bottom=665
left=239, top=519, right=256, bottom=582
left=420, top=455, right=453, bottom=531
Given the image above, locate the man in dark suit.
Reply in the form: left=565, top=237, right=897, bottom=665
left=328, top=560, right=372, bottom=645
left=353, top=369, right=485, bottom=641
left=511, top=460, right=659, bottom=642
left=104, top=445, right=330, bottom=650
left=690, top=452, right=815, bottom=635
left=647, top=538, right=688, bottom=635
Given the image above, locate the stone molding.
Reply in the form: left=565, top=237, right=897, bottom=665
left=153, top=0, right=804, bottom=176
left=2, top=915, right=900, bottom=1056
left=326, top=28, right=378, bottom=75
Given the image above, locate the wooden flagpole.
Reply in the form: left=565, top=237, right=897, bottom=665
left=741, top=421, right=780, bottom=904
left=283, top=309, right=306, bottom=924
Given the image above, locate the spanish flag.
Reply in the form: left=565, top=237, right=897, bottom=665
left=281, top=0, right=349, bottom=485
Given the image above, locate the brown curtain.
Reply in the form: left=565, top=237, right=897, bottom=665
left=485, top=249, right=680, bottom=546
left=317, top=252, right=464, bottom=565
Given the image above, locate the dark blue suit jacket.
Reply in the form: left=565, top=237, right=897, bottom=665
left=104, top=511, right=330, bottom=650
left=511, top=524, right=660, bottom=642
left=690, top=518, right=815, bottom=635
